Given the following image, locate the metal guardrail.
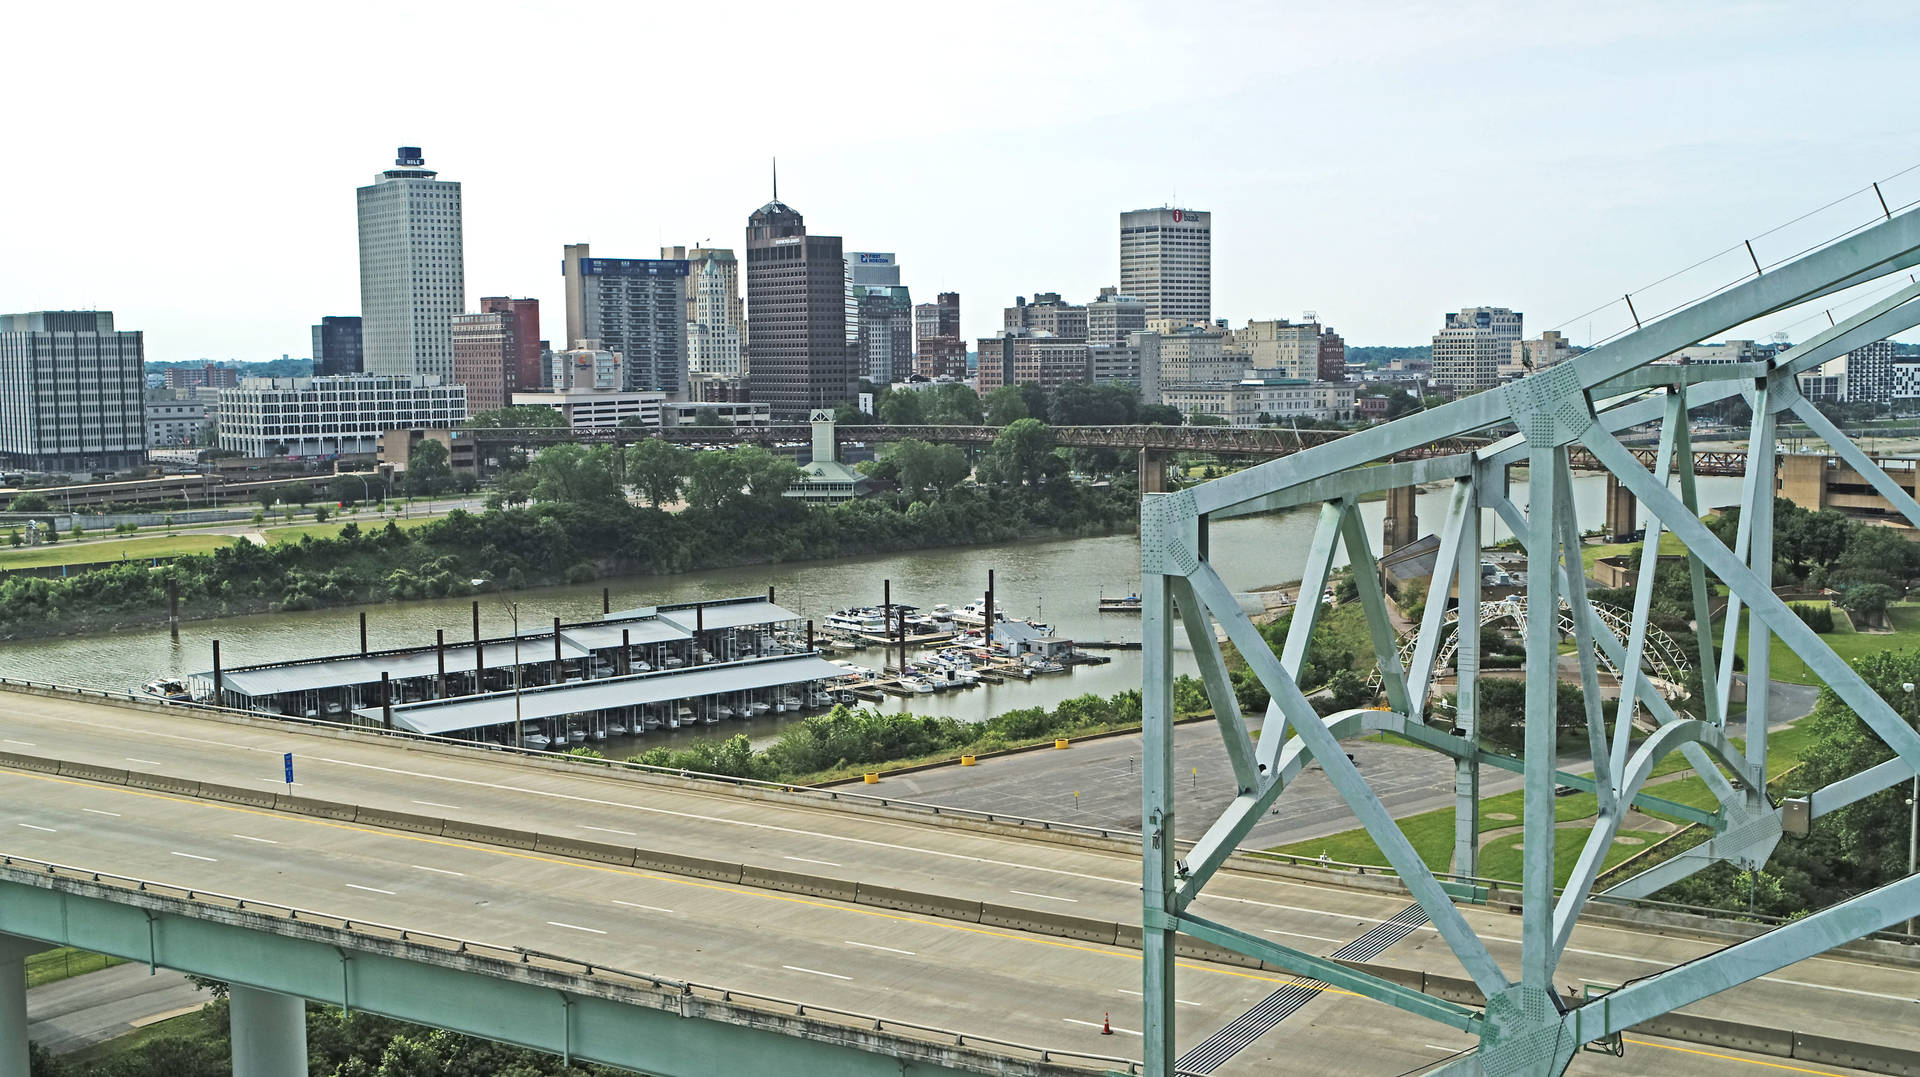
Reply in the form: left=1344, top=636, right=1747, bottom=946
left=0, top=852, right=1149, bottom=1074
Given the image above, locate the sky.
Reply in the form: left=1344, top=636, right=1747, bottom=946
left=4, top=0, right=1919, bottom=363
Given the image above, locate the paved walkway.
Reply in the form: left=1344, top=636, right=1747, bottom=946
left=28, top=963, right=204, bottom=1055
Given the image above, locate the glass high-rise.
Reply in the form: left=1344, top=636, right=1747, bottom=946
left=357, top=147, right=464, bottom=379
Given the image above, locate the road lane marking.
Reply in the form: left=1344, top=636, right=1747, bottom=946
left=346, top=883, right=395, bottom=894
left=782, top=965, right=852, bottom=980
left=613, top=900, right=674, bottom=913
left=17, top=823, right=56, bottom=832
left=126, top=758, right=162, bottom=766
left=16, top=768, right=1903, bottom=1034
left=1117, top=988, right=1199, bottom=1006
left=412, top=865, right=465, bottom=876
left=257, top=778, right=299, bottom=786
left=547, top=921, right=606, bottom=935
left=580, top=825, right=637, bottom=836
left=1426, top=1044, right=1463, bottom=1052
left=1009, top=889, right=1078, bottom=902
left=845, top=940, right=914, bottom=955
left=1624, top=1037, right=1849, bottom=1075
left=1065, top=1017, right=1139, bottom=1035
left=1263, top=928, right=1345, bottom=945
left=231, top=834, right=279, bottom=844
left=411, top=800, right=462, bottom=810
left=3, top=740, right=34, bottom=747
left=171, top=851, right=217, bottom=862
left=81, top=809, right=120, bottom=817
left=784, top=856, right=841, bottom=867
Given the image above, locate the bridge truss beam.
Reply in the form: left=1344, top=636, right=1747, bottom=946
left=1141, top=204, right=1920, bottom=1076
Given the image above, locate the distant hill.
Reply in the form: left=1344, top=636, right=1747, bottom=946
left=1346, top=345, right=1431, bottom=368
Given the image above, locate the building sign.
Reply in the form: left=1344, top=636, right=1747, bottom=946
left=1172, top=209, right=1183, bottom=223
left=857, top=252, right=894, bottom=265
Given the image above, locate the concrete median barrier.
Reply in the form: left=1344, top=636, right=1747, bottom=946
left=854, top=882, right=984, bottom=923
left=532, top=835, right=638, bottom=866
left=1171, top=934, right=1263, bottom=969
left=741, top=863, right=858, bottom=902
left=0, top=751, right=61, bottom=774
left=1794, top=1031, right=1920, bottom=1076
left=55, top=760, right=129, bottom=785
left=195, top=782, right=279, bottom=809
left=1630, top=1013, right=1793, bottom=1057
left=978, top=902, right=1118, bottom=945
left=1422, top=973, right=1485, bottom=1007
left=355, top=807, right=448, bottom=836
left=441, top=820, right=536, bottom=849
left=632, top=850, right=742, bottom=884
left=124, top=772, right=202, bottom=797
left=273, top=794, right=358, bottom=821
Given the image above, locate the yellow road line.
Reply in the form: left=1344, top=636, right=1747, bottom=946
left=1623, top=1037, right=1851, bottom=1076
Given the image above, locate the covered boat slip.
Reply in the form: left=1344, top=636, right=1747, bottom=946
left=197, top=595, right=806, bottom=720
left=353, top=652, right=850, bottom=740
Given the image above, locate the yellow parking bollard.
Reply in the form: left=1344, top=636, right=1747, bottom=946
left=863, top=772, right=879, bottom=784
left=1054, top=738, right=1070, bottom=750
left=960, top=755, right=977, bottom=766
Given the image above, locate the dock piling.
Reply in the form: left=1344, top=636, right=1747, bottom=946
left=602, top=587, right=610, bottom=615
left=380, top=671, right=392, bottom=729
left=166, top=578, right=179, bottom=639
left=211, top=640, right=222, bottom=707
left=986, top=569, right=995, bottom=651
left=435, top=630, right=447, bottom=698
left=359, top=612, right=367, bottom=656
left=621, top=629, right=631, bottom=676
left=552, top=616, right=563, bottom=684
left=472, top=601, right=485, bottom=685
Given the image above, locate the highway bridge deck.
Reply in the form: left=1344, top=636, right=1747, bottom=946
left=0, top=691, right=1909, bottom=1075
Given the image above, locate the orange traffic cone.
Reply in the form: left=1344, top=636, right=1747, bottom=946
left=1102, top=1013, right=1113, bottom=1035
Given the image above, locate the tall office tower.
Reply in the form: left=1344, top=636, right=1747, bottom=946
left=663, top=246, right=744, bottom=378
left=1003, top=293, right=1088, bottom=340
left=745, top=194, right=853, bottom=419
left=561, top=244, right=690, bottom=396
left=0, top=311, right=147, bottom=472
left=854, top=286, right=915, bottom=385
left=1847, top=339, right=1896, bottom=407
left=1119, top=206, right=1211, bottom=327
left=847, top=252, right=901, bottom=287
left=311, top=316, right=364, bottom=376
left=1431, top=307, right=1524, bottom=392
left=450, top=311, right=516, bottom=412
left=357, top=147, right=464, bottom=379
left=479, top=297, right=542, bottom=391
left=1087, top=287, right=1147, bottom=347
left=914, top=292, right=965, bottom=378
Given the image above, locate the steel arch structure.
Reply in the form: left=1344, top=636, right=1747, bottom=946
left=1140, top=196, right=1920, bottom=1075
left=1382, top=595, right=1691, bottom=703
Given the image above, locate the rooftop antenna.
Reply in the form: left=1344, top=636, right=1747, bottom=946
left=772, top=158, right=778, bottom=202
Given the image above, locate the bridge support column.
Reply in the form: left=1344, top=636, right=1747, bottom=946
left=0, top=935, right=50, bottom=1075
left=230, top=984, right=307, bottom=1077
left=1137, top=449, right=1168, bottom=494
left=1605, top=472, right=1637, bottom=542
left=1382, top=485, right=1418, bottom=552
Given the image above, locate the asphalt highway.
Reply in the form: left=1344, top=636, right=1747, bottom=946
left=0, top=693, right=1901, bottom=1075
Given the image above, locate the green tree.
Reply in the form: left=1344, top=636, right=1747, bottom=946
left=1837, top=582, right=1897, bottom=627
left=878, top=388, right=927, bottom=425
left=463, top=404, right=566, bottom=428
left=405, top=439, right=453, bottom=496
left=922, top=383, right=984, bottom=425
left=1187, top=411, right=1230, bottom=427
left=684, top=449, right=747, bottom=512
left=526, top=443, right=622, bottom=504
left=983, top=385, right=1029, bottom=426
left=884, top=439, right=970, bottom=501
left=693, top=407, right=727, bottom=427
left=732, top=444, right=803, bottom=504
left=482, top=470, right=535, bottom=510
left=1137, top=403, right=1184, bottom=426
left=8, top=492, right=51, bottom=513
left=982, top=418, right=1059, bottom=487
left=625, top=438, right=688, bottom=507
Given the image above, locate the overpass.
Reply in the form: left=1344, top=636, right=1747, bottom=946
left=0, top=686, right=1912, bottom=1076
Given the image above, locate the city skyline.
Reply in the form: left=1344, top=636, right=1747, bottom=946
left=2, top=1, right=1918, bottom=364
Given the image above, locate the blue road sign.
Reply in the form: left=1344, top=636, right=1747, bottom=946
left=283, top=752, right=294, bottom=785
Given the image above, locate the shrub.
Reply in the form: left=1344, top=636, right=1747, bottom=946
left=1790, top=602, right=1834, bottom=633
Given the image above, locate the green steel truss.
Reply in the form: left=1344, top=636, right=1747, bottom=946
left=1142, top=200, right=1920, bottom=1075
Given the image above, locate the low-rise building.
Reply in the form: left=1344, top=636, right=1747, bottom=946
left=1797, top=357, right=1847, bottom=404
left=217, top=374, right=467, bottom=458
left=1159, top=378, right=1356, bottom=427
left=510, top=389, right=665, bottom=432
left=784, top=410, right=869, bottom=505
left=146, top=396, right=208, bottom=447
left=975, top=332, right=1091, bottom=393
left=661, top=400, right=773, bottom=428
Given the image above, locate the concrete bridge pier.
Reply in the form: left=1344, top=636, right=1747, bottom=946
left=230, top=983, right=308, bottom=1077
left=1605, top=472, right=1637, bottom=542
left=1138, top=448, right=1168, bottom=494
left=1382, top=485, right=1418, bottom=552
left=0, top=935, right=50, bottom=1074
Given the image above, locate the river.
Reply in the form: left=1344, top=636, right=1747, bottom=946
left=0, top=472, right=1744, bottom=756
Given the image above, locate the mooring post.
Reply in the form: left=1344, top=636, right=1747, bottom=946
left=358, top=611, right=367, bottom=656
left=806, top=618, right=815, bottom=652
left=986, top=569, right=995, bottom=651
left=694, top=603, right=705, bottom=665
left=212, top=640, right=223, bottom=706
left=883, top=579, right=893, bottom=672
left=621, top=629, right=631, bottom=676
left=380, top=672, right=392, bottom=729
left=435, top=630, right=447, bottom=698
left=552, top=616, right=563, bottom=683
left=602, top=587, right=610, bottom=615
left=166, top=577, right=179, bottom=638
left=472, top=600, right=485, bottom=686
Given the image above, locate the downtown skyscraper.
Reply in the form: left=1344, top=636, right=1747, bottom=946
left=1120, top=206, right=1211, bottom=328
left=357, top=148, right=465, bottom=380
left=745, top=192, right=853, bottom=419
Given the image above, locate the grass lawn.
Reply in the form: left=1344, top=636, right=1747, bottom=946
left=1723, top=601, right=1920, bottom=686
left=1580, top=531, right=1688, bottom=577
left=265, top=515, right=439, bottom=545
left=26, top=947, right=123, bottom=988
left=1476, top=827, right=1666, bottom=887
left=0, top=533, right=235, bottom=569
left=65, top=999, right=222, bottom=1067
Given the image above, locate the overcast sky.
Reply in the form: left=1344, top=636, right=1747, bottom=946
left=5, top=0, right=1918, bottom=363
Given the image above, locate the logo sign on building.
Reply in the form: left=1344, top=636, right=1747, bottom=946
left=1172, top=209, right=1183, bottom=223
left=857, top=253, right=894, bottom=265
